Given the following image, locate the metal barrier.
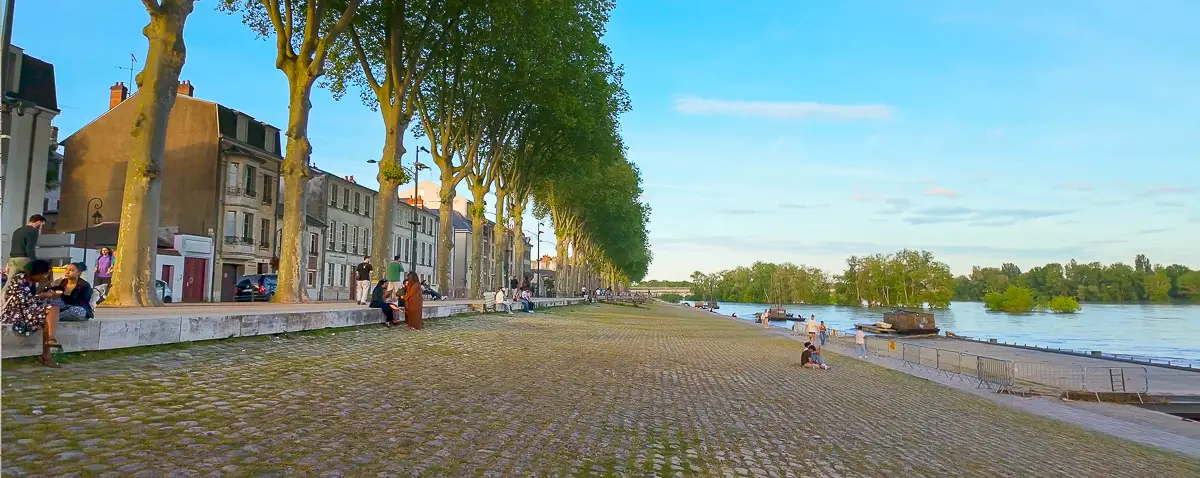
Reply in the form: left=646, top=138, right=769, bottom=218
left=1011, top=362, right=1084, bottom=392
left=935, top=349, right=966, bottom=380
left=1083, top=366, right=1149, bottom=393
left=901, top=343, right=921, bottom=368
left=976, top=356, right=1014, bottom=391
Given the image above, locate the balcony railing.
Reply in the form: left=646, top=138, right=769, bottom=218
left=258, top=240, right=270, bottom=250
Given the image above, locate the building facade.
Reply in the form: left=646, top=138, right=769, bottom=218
left=393, top=198, right=439, bottom=288
left=1, top=46, right=59, bottom=265
left=318, top=173, right=376, bottom=301
left=60, top=82, right=283, bottom=301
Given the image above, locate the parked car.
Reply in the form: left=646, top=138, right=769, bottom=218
left=235, top=274, right=277, bottom=302
left=94, top=279, right=172, bottom=305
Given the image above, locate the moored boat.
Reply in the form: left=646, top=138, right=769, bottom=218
left=854, top=309, right=939, bottom=336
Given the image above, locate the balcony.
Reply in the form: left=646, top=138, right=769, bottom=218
left=225, top=187, right=259, bottom=209
left=222, top=235, right=256, bottom=258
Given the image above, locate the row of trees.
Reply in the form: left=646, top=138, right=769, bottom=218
left=106, top=0, right=649, bottom=305
left=953, top=255, right=1200, bottom=304
left=687, top=249, right=957, bottom=309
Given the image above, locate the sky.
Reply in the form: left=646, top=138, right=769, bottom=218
left=12, top=1, right=1200, bottom=281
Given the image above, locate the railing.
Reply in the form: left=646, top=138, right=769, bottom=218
left=826, top=328, right=1156, bottom=396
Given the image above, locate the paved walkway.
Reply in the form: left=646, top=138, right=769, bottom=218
left=3, top=304, right=1198, bottom=476
left=90, top=298, right=521, bottom=320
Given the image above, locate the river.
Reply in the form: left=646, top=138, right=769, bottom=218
left=693, top=301, right=1200, bottom=368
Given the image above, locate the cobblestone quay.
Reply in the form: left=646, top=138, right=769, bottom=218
left=3, top=304, right=1199, bottom=476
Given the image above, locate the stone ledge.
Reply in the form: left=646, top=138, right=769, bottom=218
left=1, top=298, right=583, bottom=358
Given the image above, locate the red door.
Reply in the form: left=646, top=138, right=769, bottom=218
left=182, top=258, right=207, bottom=303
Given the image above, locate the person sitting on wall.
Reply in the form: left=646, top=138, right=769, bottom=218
left=421, top=280, right=443, bottom=300
left=48, top=262, right=94, bottom=321
left=369, top=279, right=401, bottom=326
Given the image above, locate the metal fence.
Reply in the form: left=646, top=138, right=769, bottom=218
left=823, top=328, right=1156, bottom=395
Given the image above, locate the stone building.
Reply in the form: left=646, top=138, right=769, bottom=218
left=1, top=46, right=59, bottom=265
left=317, top=171, right=376, bottom=301
left=59, top=81, right=283, bottom=301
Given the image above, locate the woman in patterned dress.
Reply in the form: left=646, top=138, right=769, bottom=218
left=1, top=259, right=62, bottom=367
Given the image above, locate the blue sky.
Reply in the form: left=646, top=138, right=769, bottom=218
left=14, top=1, right=1200, bottom=280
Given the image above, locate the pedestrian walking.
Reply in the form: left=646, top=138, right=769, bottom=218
left=1, top=260, right=62, bottom=367
left=854, top=328, right=867, bottom=358
left=355, top=256, right=373, bottom=305
left=386, top=255, right=404, bottom=297
left=804, top=315, right=818, bottom=343
left=818, top=321, right=828, bottom=345
left=94, top=247, right=115, bottom=286
left=401, top=272, right=424, bottom=329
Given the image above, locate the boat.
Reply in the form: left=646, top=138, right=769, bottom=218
left=754, top=307, right=790, bottom=323
left=854, top=309, right=939, bottom=336
left=696, top=300, right=719, bottom=310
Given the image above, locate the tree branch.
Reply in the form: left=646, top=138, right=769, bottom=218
left=348, top=25, right=381, bottom=95
left=141, top=0, right=162, bottom=15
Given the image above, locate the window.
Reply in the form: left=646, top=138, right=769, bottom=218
left=227, top=163, right=239, bottom=192
left=326, top=264, right=334, bottom=285
left=343, top=189, right=350, bottom=209
left=236, top=115, right=249, bottom=142
left=339, top=224, right=348, bottom=252
left=364, top=198, right=371, bottom=218
left=242, top=213, right=254, bottom=241
left=245, top=166, right=257, bottom=196
left=329, top=185, right=338, bottom=206
left=262, top=176, right=273, bottom=204
left=309, top=232, right=319, bottom=256
left=338, top=264, right=347, bottom=287
left=350, top=226, right=358, bottom=253
left=403, top=237, right=410, bottom=262
left=307, top=270, right=316, bottom=287
left=360, top=228, right=369, bottom=254
left=419, top=241, right=425, bottom=266
left=260, top=219, right=270, bottom=247
left=327, top=221, right=336, bottom=250
left=265, top=127, right=276, bottom=153
left=224, top=211, right=236, bottom=237
left=353, top=192, right=361, bottom=214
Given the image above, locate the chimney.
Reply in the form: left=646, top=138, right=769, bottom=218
left=177, top=80, right=194, bottom=97
left=109, top=82, right=128, bottom=109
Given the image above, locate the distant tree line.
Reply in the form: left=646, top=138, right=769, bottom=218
left=631, top=280, right=693, bottom=288
left=681, top=252, right=1198, bottom=311
left=687, top=249, right=957, bottom=309
left=954, top=255, right=1199, bottom=303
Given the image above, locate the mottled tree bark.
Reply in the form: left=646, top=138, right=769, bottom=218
left=467, top=184, right=487, bottom=299
left=509, top=194, right=526, bottom=286
left=491, top=187, right=507, bottom=293
left=106, top=0, right=195, bottom=307
left=273, top=81, right=316, bottom=303
left=371, top=105, right=407, bottom=278
left=435, top=169, right=455, bottom=296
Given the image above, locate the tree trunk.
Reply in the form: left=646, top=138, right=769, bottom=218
left=510, top=196, right=526, bottom=287
left=491, top=188, right=507, bottom=293
left=106, top=0, right=194, bottom=307
left=436, top=170, right=455, bottom=296
left=273, top=78, right=316, bottom=303
left=467, top=185, right=487, bottom=299
left=555, top=239, right=568, bottom=296
left=371, top=107, right=406, bottom=278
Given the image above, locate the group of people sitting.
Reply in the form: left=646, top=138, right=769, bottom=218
left=495, top=286, right=535, bottom=313
left=1, top=260, right=96, bottom=367
left=367, top=270, right=425, bottom=329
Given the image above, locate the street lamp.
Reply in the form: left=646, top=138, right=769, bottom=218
left=409, top=146, right=430, bottom=273
left=83, top=197, right=103, bottom=251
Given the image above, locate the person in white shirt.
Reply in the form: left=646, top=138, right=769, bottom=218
left=495, top=287, right=512, bottom=314
left=804, top=315, right=818, bottom=343
left=854, top=329, right=867, bottom=358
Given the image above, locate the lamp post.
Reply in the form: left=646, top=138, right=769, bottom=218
left=83, top=197, right=103, bottom=251
left=409, top=146, right=430, bottom=273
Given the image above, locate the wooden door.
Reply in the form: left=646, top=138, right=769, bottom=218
left=183, top=257, right=206, bottom=303
left=220, top=264, right=239, bottom=302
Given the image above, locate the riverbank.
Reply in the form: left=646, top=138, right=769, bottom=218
left=699, top=300, right=1200, bottom=368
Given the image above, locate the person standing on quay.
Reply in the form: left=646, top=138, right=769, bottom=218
left=6, top=215, right=45, bottom=284
left=386, top=255, right=404, bottom=297
left=818, top=320, right=828, bottom=345
left=804, top=315, right=818, bottom=343
left=355, top=256, right=373, bottom=305
left=94, top=247, right=115, bottom=287
left=401, top=272, right=424, bottom=329
left=854, top=328, right=868, bottom=358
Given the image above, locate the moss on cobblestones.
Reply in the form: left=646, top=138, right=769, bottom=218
left=2, top=304, right=1198, bottom=476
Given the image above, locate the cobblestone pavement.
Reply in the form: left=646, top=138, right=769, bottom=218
left=3, top=304, right=1199, bottom=477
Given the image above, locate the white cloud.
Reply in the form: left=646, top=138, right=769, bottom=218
left=673, top=97, right=894, bottom=121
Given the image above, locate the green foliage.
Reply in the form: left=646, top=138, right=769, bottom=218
left=953, top=255, right=1196, bottom=303
left=983, top=286, right=1036, bottom=313
left=658, top=293, right=683, bottom=303
left=1047, top=296, right=1081, bottom=313
left=632, top=280, right=692, bottom=288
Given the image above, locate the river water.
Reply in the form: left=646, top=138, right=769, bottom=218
left=695, top=301, right=1200, bottom=368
